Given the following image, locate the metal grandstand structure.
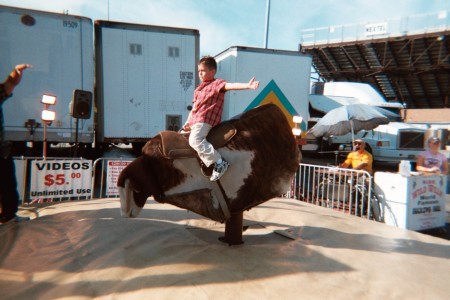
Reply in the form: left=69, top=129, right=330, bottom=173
left=300, top=11, right=449, bottom=109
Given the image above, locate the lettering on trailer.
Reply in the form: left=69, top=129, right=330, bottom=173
left=180, top=71, right=194, bottom=91
left=244, top=80, right=305, bottom=131
left=30, top=159, right=92, bottom=199
left=62, top=20, right=78, bottom=29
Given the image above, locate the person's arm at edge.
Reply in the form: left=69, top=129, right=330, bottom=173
left=339, top=162, right=349, bottom=168
left=339, top=157, right=350, bottom=168
left=2, top=64, right=32, bottom=96
left=353, top=162, right=368, bottom=170
left=339, top=153, right=352, bottom=168
left=441, top=158, right=448, bottom=175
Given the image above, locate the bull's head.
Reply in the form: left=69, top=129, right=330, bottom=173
left=117, top=156, right=155, bottom=218
left=117, top=139, right=189, bottom=218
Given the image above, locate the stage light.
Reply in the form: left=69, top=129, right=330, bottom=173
left=292, top=128, right=302, bottom=136
left=41, top=110, right=56, bottom=122
left=293, top=116, right=303, bottom=124
left=41, top=94, right=57, bottom=105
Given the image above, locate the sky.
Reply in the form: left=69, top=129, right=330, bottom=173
left=1, top=0, right=449, bottom=56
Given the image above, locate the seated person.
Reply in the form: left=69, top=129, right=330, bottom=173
left=416, top=136, right=448, bottom=175
left=339, top=139, right=373, bottom=174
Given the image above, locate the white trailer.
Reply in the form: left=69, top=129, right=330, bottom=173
left=0, top=6, right=94, bottom=147
left=94, top=20, right=199, bottom=148
left=214, top=47, right=311, bottom=135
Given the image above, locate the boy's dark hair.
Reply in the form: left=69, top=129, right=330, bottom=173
left=199, top=56, right=217, bottom=70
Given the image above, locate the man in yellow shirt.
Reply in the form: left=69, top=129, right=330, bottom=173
left=339, top=138, right=373, bottom=174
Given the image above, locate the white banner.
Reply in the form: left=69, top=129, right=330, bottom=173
left=365, top=22, right=388, bottom=36
left=30, top=159, right=92, bottom=199
left=106, top=160, right=133, bottom=196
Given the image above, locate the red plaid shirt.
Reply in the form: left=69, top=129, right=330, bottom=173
left=188, top=78, right=227, bottom=126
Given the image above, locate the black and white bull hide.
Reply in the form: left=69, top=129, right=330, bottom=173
left=117, top=104, right=301, bottom=244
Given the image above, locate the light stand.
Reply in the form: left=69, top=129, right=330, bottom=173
left=292, top=115, right=303, bottom=139
left=41, top=94, right=57, bottom=158
left=73, top=117, right=79, bottom=157
left=292, top=115, right=303, bottom=199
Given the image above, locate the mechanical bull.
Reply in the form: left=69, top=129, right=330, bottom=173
left=117, top=104, right=301, bottom=244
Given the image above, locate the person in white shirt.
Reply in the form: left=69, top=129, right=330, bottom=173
left=416, top=136, right=448, bottom=175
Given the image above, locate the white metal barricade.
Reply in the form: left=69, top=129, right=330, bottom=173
left=91, top=157, right=135, bottom=199
left=285, top=163, right=381, bottom=220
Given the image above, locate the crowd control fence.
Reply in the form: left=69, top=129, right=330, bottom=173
left=14, top=157, right=381, bottom=222
left=283, top=163, right=382, bottom=221
left=90, top=157, right=134, bottom=199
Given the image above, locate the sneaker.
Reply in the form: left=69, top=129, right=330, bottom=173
left=15, top=216, right=30, bottom=222
left=210, top=159, right=230, bottom=181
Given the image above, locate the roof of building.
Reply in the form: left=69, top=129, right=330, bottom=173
left=300, top=12, right=450, bottom=109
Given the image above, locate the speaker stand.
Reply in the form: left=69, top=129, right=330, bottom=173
left=74, top=117, right=79, bottom=157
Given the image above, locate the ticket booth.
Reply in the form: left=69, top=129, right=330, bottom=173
left=374, top=172, right=447, bottom=231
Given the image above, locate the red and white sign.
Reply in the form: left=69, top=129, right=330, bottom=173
left=409, top=176, right=446, bottom=230
left=30, top=159, right=92, bottom=199
left=106, top=160, right=133, bottom=196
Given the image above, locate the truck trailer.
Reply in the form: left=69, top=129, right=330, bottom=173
left=215, top=46, right=311, bottom=137
left=0, top=5, right=94, bottom=154
left=94, top=20, right=199, bottom=152
left=0, top=5, right=199, bottom=157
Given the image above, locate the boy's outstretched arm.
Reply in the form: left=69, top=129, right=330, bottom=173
left=224, top=77, right=259, bottom=91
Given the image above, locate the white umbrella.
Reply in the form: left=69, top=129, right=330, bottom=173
left=308, top=104, right=397, bottom=141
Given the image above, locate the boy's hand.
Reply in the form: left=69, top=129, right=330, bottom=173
left=182, top=123, right=191, bottom=132
left=248, top=77, right=260, bottom=90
